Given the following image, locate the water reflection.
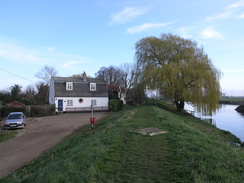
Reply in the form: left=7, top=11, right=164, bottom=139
left=199, top=118, right=216, bottom=126
left=185, top=104, right=244, bottom=142
left=237, top=111, right=244, bottom=118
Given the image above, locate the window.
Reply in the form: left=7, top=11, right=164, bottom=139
left=91, top=100, right=97, bottom=106
left=79, top=98, right=84, bottom=103
left=90, top=83, right=96, bottom=91
left=67, top=100, right=73, bottom=106
left=66, top=82, right=73, bottom=90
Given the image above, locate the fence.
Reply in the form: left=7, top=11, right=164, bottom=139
left=65, top=106, right=109, bottom=112
left=0, top=104, right=55, bottom=117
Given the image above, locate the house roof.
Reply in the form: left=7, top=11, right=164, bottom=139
left=8, top=101, right=26, bottom=107
left=52, top=77, right=108, bottom=98
left=52, top=77, right=107, bottom=84
left=108, top=83, right=126, bottom=93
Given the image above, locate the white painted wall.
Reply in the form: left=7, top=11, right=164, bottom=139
left=54, top=97, right=108, bottom=111
left=49, top=78, right=55, bottom=104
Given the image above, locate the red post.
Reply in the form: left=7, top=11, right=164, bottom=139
left=93, top=117, right=96, bottom=124
left=90, top=117, right=96, bottom=124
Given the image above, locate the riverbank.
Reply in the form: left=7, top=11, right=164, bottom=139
left=219, top=96, right=244, bottom=105
left=1, top=105, right=244, bottom=182
left=236, top=105, right=244, bottom=113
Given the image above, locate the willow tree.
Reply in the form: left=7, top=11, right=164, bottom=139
left=135, top=33, right=221, bottom=115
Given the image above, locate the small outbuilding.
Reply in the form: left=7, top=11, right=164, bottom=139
left=108, top=82, right=126, bottom=104
left=8, top=101, right=26, bottom=108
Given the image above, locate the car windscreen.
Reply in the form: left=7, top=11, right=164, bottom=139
left=7, top=114, right=22, bottom=119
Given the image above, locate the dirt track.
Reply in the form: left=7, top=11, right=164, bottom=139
left=0, top=112, right=107, bottom=179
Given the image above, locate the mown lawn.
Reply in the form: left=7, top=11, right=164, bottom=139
left=1, top=105, right=244, bottom=183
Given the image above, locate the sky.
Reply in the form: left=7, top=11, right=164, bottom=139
left=0, top=0, right=244, bottom=96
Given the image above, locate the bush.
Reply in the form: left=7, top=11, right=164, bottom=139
left=30, top=107, right=46, bottom=117
left=30, top=105, right=55, bottom=117
left=0, top=106, right=26, bottom=118
left=236, top=105, right=244, bottom=113
left=109, top=99, right=123, bottom=111
left=49, top=105, right=56, bottom=115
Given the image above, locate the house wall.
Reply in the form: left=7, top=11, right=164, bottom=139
left=120, top=92, right=126, bottom=104
left=54, top=97, right=108, bottom=112
left=49, top=78, right=55, bottom=104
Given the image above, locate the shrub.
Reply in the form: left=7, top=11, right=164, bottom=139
left=0, top=106, right=26, bottom=118
left=109, top=99, right=123, bottom=111
left=30, top=105, right=55, bottom=117
left=30, top=107, right=46, bottom=117
left=236, top=105, right=244, bottom=113
left=49, top=105, right=56, bottom=115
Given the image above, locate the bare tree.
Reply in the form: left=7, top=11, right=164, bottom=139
left=95, top=67, right=107, bottom=81
left=24, top=85, right=36, bottom=104
left=35, top=65, right=58, bottom=85
left=35, top=82, right=49, bottom=104
left=95, top=65, right=123, bottom=85
left=120, top=62, right=135, bottom=100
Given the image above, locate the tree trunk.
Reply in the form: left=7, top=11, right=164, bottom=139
left=175, top=100, right=185, bottom=111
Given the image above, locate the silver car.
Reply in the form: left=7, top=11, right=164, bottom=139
left=3, top=112, right=27, bottom=130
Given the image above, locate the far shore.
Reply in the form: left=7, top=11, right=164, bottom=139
left=219, top=97, right=244, bottom=105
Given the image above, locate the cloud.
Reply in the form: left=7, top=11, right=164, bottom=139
left=222, top=68, right=244, bottom=73
left=239, top=13, right=244, bottom=18
left=60, top=55, right=92, bottom=71
left=198, top=27, right=224, bottom=40
left=228, top=0, right=244, bottom=8
left=127, top=22, right=171, bottom=34
left=62, top=61, right=81, bottom=70
left=178, top=27, right=192, bottom=39
left=206, top=11, right=232, bottom=21
left=47, top=46, right=56, bottom=52
left=0, top=41, right=44, bottom=63
left=110, top=6, right=148, bottom=24
left=0, top=39, right=92, bottom=69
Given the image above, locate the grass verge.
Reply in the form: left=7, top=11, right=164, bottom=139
left=1, top=105, right=244, bottom=182
left=0, top=129, right=17, bottom=143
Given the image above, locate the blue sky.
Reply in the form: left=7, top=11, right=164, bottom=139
left=0, top=0, right=244, bottom=96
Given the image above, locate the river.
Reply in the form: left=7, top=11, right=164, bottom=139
left=184, top=104, right=244, bottom=142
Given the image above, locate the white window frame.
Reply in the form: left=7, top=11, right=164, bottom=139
left=90, top=83, right=96, bottom=91
left=67, top=100, right=73, bottom=106
left=66, top=82, right=73, bottom=91
left=91, top=99, right=97, bottom=106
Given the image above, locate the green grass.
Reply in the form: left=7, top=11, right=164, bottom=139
left=1, top=105, right=244, bottom=182
left=0, top=129, right=17, bottom=143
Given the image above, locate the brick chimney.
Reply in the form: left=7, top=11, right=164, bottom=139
left=83, top=71, right=87, bottom=81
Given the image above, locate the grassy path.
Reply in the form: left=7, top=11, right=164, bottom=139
left=1, top=105, right=244, bottom=182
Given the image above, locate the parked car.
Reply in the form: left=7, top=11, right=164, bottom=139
left=3, top=112, right=27, bottom=130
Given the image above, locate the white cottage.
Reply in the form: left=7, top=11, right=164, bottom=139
left=49, top=72, right=109, bottom=112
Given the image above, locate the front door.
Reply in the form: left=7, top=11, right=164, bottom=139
left=58, top=100, right=63, bottom=111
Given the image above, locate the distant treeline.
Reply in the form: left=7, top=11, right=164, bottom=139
left=219, top=97, right=244, bottom=105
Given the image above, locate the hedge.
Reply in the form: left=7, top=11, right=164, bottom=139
left=109, top=99, right=123, bottom=111
left=0, top=106, right=26, bottom=118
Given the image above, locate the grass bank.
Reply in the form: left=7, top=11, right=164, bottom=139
left=1, top=105, right=244, bottom=182
left=0, top=122, right=17, bottom=143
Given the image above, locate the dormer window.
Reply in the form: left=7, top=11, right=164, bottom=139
left=90, top=83, right=96, bottom=91
left=66, top=82, right=73, bottom=90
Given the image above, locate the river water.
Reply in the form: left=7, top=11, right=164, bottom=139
left=184, top=104, right=244, bottom=142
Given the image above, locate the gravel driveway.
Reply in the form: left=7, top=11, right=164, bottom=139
left=0, top=112, right=107, bottom=179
